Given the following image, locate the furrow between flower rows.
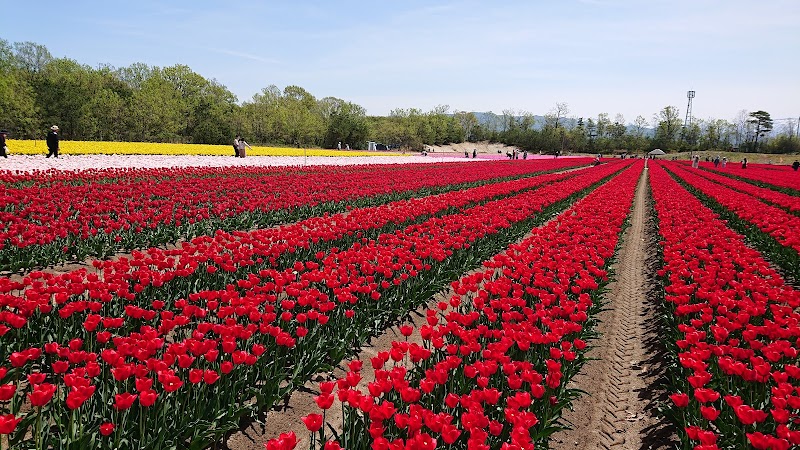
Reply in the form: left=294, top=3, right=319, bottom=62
left=649, top=162, right=800, bottom=450
left=0, top=162, right=630, bottom=449
left=263, top=161, right=644, bottom=450
left=0, top=159, right=588, bottom=272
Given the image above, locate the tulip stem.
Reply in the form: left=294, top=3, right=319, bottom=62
left=34, top=407, right=42, bottom=450
left=139, top=404, right=145, bottom=447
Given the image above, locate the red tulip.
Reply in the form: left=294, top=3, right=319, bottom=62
left=114, top=392, right=137, bottom=411
left=301, top=413, right=323, bottom=432
left=99, top=422, right=115, bottom=436
left=139, top=390, right=158, bottom=407
left=0, top=384, right=16, bottom=401
left=28, top=383, right=57, bottom=407
left=314, top=394, right=334, bottom=410
left=0, top=414, right=22, bottom=434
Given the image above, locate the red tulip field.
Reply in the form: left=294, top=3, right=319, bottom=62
left=0, top=158, right=798, bottom=450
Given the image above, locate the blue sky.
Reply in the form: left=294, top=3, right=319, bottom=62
left=4, top=1, right=799, bottom=125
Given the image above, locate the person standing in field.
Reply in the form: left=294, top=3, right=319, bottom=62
left=741, top=157, right=747, bottom=169
left=46, top=125, right=60, bottom=158
left=0, top=130, right=8, bottom=158
left=792, top=160, right=799, bottom=171
left=233, top=136, right=240, bottom=157
left=235, top=136, right=252, bottom=158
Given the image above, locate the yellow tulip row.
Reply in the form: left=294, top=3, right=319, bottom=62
left=5, top=140, right=397, bottom=157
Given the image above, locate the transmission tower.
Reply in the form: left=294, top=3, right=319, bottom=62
left=684, top=90, right=695, bottom=128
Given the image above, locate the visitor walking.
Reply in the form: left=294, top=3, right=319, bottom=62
left=741, top=157, right=747, bottom=169
left=235, top=136, right=252, bottom=158
left=472, top=149, right=476, bottom=158
left=722, top=157, right=727, bottom=168
left=46, top=125, right=59, bottom=158
left=792, top=160, right=799, bottom=171
left=0, top=130, right=8, bottom=158
left=691, top=155, right=699, bottom=168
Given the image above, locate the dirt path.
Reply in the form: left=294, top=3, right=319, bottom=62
left=551, top=169, right=669, bottom=449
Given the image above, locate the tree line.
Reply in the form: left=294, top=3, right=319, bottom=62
left=489, top=105, right=798, bottom=155
left=1, top=40, right=797, bottom=154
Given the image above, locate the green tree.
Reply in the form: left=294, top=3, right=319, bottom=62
left=544, top=102, right=569, bottom=129
left=747, top=110, right=773, bottom=152
left=242, top=85, right=282, bottom=143
left=608, top=114, right=627, bottom=151
left=653, top=106, right=682, bottom=151
left=191, top=81, right=238, bottom=144
left=567, top=117, right=587, bottom=153
left=454, top=111, right=478, bottom=142
left=126, top=71, right=183, bottom=142
left=34, top=58, right=106, bottom=140
left=12, top=41, right=52, bottom=73
left=679, top=122, right=701, bottom=151
left=0, top=39, right=38, bottom=136
left=322, top=97, right=369, bottom=149
left=278, top=85, right=324, bottom=147
left=116, top=62, right=154, bottom=91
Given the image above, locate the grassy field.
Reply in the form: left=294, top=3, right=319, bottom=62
left=668, top=150, right=799, bottom=166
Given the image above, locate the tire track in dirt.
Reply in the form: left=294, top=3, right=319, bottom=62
left=551, top=168, right=667, bottom=449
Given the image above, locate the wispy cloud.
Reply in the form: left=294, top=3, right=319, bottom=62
left=206, top=48, right=281, bottom=65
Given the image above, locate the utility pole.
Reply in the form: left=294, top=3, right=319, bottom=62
left=684, top=91, right=695, bottom=129
left=685, top=90, right=695, bottom=156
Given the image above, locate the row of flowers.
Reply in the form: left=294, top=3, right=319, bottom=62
left=264, top=161, right=644, bottom=450
left=699, top=161, right=800, bottom=193
left=0, top=162, right=604, bottom=342
left=664, top=162, right=800, bottom=281
left=650, top=161, right=800, bottom=450
left=0, top=159, right=588, bottom=272
left=4, top=140, right=395, bottom=157
left=690, top=166, right=799, bottom=213
left=0, top=162, right=629, bottom=448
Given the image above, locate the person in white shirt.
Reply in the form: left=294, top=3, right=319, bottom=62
left=235, top=135, right=252, bottom=158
